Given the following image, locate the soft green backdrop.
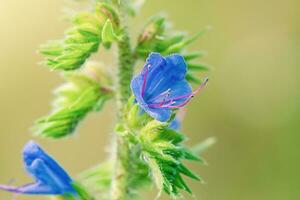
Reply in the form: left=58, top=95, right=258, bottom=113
left=0, top=0, right=299, bottom=199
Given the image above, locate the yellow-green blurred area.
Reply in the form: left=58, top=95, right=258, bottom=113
left=0, top=0, right=299, bottom=199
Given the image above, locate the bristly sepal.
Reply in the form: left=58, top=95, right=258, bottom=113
left=33, top=62, right=113, bottom=138
left=135, top=16, right=211, bottom=84
left=40, top=2, right=120, bottom=71
left=138, top=118, right=205, bottom=197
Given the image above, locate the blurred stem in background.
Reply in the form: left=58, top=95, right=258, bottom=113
left=111, top=0, right=134, bottom=199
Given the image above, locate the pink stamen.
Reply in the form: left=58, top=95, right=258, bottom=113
left=148, top=91, right=171, bottom=108
left=147, top=78, right=209, bottom=109
left=163, top=98, right=191, bottom=108
left=0, top=185, right=20, bottom=193
left=171, top=78, right=209, bottom=101
left=165, top=78, right=209, bottom=108
left=192, top=78, right=209, bottom=96
left=148, top=89, right=171, bottom=103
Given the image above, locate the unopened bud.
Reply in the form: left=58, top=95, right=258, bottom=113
left=138, top=16, right=165, bottom=43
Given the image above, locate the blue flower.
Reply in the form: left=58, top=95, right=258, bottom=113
left=131, top=52, right=208, bottom=122
left=0, top=141, right=77, bottom=196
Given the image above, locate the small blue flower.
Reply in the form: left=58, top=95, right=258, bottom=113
left=131, top=52, right=208, bottom=122
left=0, top=141, right=77, bottom=196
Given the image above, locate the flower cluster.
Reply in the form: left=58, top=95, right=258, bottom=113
left=0, top=0, right=212, bottom=199
left=0, top=51, right=209, bottom=199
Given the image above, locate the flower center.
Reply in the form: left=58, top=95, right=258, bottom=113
left=147, top=78, right=208, bottom=109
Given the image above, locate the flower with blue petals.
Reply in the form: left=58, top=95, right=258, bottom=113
left=131, top=52, right=208, bottom=122
left=0, top=141, right=77, bottom=197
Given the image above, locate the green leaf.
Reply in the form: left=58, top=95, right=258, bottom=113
left=186, top=73, right=202, bottom=84
left=152, top=128, right=185, bottom=145
left=183, top=51, right=206, bottom=62
left=33, top=70, right=112, bottom=138
left=139, top=119, right=204, bottom=197
left=40, top=3, right=119, bottom=71
left=69, top=182, right=94, bottom=200
left=53, top=181, right=94, bottom=200
left=80, top=156, right=151, bottom=199
left=192, top=137, right=217, bottom=154
left=79, top=161, right=113, bottom=193
left=147, top=158, right=164, bottom=197
left=135, top=18, right=210, bottom=84
left=95, top=2, right=119, bottom=26
left=188, top=63, right=210, bottom=71
left=163, top=32, right=203, bottom=54
left=178, top=164, right=201, bottom=181
left=138, top=16, right=165, bottom=43
left=101, top=19, right=121, bottom=49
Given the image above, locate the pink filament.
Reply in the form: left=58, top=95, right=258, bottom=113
left=0, top=185, right=20, bottom=193
left=148, top=78, right=209, bottom=109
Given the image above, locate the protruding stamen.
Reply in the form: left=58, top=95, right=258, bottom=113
left=148, top=91, right=171, bottom=108
left=170, top=78, right=209, bottom=102
left=0, top=185, right=20, bottom=194
left=147, top=78, right=209, bottom=109
left=148, top=89, right=171, bottom=103
left=165, top=78, right=209, bottom=108
left=192, top=78, right=209, bottom=97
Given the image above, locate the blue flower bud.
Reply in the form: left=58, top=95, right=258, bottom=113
left=0, top=141, right=77, bottom=197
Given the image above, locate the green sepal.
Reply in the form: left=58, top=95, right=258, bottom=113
left=95, top=2, right=120, bottom=26
left=188, top=63, right=210, bottom=71
left=186, top=73, right=202, bottom=84
left=138, top=119, right=203, bottom=197
left=135, top=18, right=210, bottom=85
left=184, top=51, right=206, bottom=60
left=101, top=19, right=121, bottom=49
left=33, top=69, right=112, bottom=138
left=192, top=137, right=217, bottom=154
left=52, top=182, right=94, bottom=200
left=40, top=2, right=121, bottom=71
left=152, top=128, right=185, bottom=145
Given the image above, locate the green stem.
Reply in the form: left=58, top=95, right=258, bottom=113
left=111, top=1, right=134, bottom=200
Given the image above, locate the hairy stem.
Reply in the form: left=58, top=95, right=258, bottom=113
left=111, top=1, right=134, bottom=200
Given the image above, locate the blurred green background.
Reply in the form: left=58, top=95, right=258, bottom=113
left=0, top=0, right=299, bottom=199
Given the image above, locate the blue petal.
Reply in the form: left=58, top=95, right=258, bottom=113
left=131, top=53, right=191, bottom=122
left=0, top=141, right=76, bottom=196
left=145, top=53, right=188, bottom=100
left=167, top=80, right=192, bottom=105
left=27, top=158, right=75, bottom=194
left=131, top=74, right=148, bottom=109
left=144, top=107, right=172, bottom=122
left=148, top=80, right=192, bottom=105
left=165, top=54, right=187, bottom=81
left=131, top=75, right=172, bottom=122
left=23, top=141, right=73, bottom=185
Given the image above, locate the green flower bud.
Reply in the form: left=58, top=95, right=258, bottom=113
left=138, top=16, right=165, bottom=43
